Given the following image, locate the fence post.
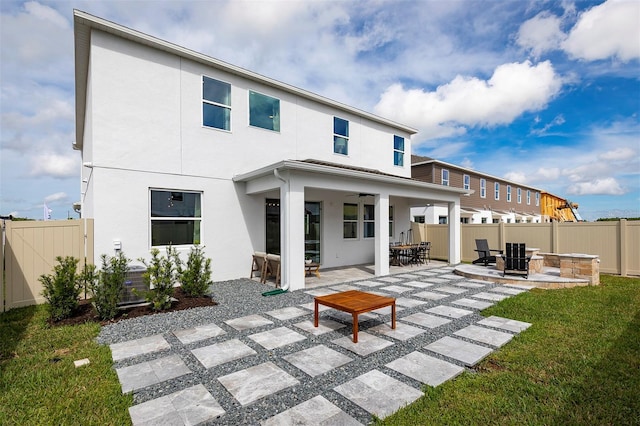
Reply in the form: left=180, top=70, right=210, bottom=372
left=498, top=221, right=505, bottom=249
left=552, top=221, right=559, bottom=253
left=620, top=219, right=627, bottom=277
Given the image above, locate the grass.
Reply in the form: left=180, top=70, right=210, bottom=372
left=380, top=274, right=640, bottom=425
left=0, top=305, right=132, bottom=426
left=1, top=275, right=638, bottom=425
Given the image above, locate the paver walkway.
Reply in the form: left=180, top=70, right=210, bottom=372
left=107, top=267, right=532, bottom=425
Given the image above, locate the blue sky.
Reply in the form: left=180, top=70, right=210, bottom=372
left=1, top=0, right=639, bottom=221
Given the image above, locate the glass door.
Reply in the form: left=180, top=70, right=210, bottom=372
left=305, top=202, right=321, bottom=263
left=265, top=199, right=280, bottom=255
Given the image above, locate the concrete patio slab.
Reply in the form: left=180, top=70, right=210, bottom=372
left=334, top=370, right=422, bottom=419
left=110, top=335, right=170, bottom=362
left=402, top=280, right=434, bottom=288
left=218, top=362, right=299, bottom=406
left=129, top=384, right=225, bottom=426
left=490, top=286, right=527, bottom=295
left=371, top=305, right=404, bottom=316
left=400, top=312, right=451, bottom=328
left=116, top=354, right=191, bottom=393
left=191, top=338, right=257, bottom=369
left=354, top=280, right=386, bottom=287
left=332, top=332, right=394, bottom=356
left=451, top=298, right=494, bottom=310
left=424, top=336, right=493, bottom=366
left=395, top=297, right=428, bottom=308
left=426, top=305, right=474, bottom=319
left=224, top=314, right=274, bottom=331
left=478, top=315, right=532, bottom=333
left=434, top=285, right=468, bottom=294
left=453, top=281, right=487, bottom=289
left=439, top=274, right=461, bottom=280
left=173, top=323, right=226, bottom=345
left=472, top=292, right=510, bottom=302
left=261, top=395, right=362, bottom=426
left=377, top=276, right=403, bottom=283
left=413, top=290, right=448, bottom=300
left=293, top=319, right=346, bottom=335
left=299, top=302, right=332, bottom=312
left=248, top=326, right=307, bottom=350
left=395, top=274, right=421, bottom=279
left=386, top=351, right=464, bottom=387
left=283, top=344, right=352, bottom=377
left=414, top=271, right=437, bottom=276
left=331, top=284, right=363, bottom=292
left=264, top=306, right=309, bottom=321
left=304, top=288, right=339, bottom=297
left=454, top=325, right=514, bottom=347
left=380, top=285, right=414, bottom=293
left=328, top=310, right=378, bottom=323
left=422, top=278, right=450, bottom=284
left=367, top=322, right=426, bottom=341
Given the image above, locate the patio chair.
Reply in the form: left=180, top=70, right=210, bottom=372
left=472, top=239, right=503, bottom=266
left=503, top=243, right=531, bottom=279
left=265, top=254, right=281, bottom=287
left=250, top=251, right=269, bottom=283
left=418, top=241, right=431, bottom=264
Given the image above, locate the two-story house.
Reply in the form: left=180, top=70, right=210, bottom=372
left=73, top=11, right=470, bottom=291
left=411, top=156, right=547, bottom=224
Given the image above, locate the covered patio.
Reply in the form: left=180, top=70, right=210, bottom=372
left=234, top=160, right=471, bottom=291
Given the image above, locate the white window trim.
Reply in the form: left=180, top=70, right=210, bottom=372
left=343, top=203, right=358, bottom=239
left=363, top=204, right=375, bottom=239
left=507, top=185, right=512, bottom=202
left=494, top=182, right=500, bottom=200
left=149, top=189, right=203, bottom=248
left=333, top=116, right=349, bottom=156
left=463, top=174, right=470, bottom=190
left=480, top=178, right=486, bottom=198
left=442, top=169, right=449, bottom=186
left=517, top=188, right=522, bottom=204
left=527, top=190, right=531, bottom=205
left=248, top=89, right=281, bottom=132
left=202, top=75, right=232, bottom=132
left=393, top=135, right=405, bottom=167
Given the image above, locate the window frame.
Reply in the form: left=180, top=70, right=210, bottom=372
left=527, top=190, right=531, bottom=205
left=507, top=185, right=512, bottom=202
left=463, top=174, right=470, bottom=190
left=517, top=188, right=522, bottom=203
left=389, top=206, right=394, bottom=237
left=343, top=203, right=358, bottom=239
left=494, top=182, right=500, bottom=200
left=202, top=76, right=231, bottom=131
left=333, top=116, right=349, bottom=155
left=536, top=192, right=540, bottom=206
left=393, top=135, right=405, bottom=166
left=480, top=178, right=486, bottom=198
left=442, top=169, right=449, bottom=186
left=363, top=204, right=375, bottom=238
left=249, top=90, right=280, bottom=132
left=150, top=189, right=202, bottom=248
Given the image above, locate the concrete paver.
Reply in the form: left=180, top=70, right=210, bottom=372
left=454, top=324, right=514, bottom=347
left=116, top=354, right=191, bottom=393
left=425, top=336, right=493, bottom=366
left=261, top=395, right=362, bottom=426
left=478, top=315, right=532, bottom=332
left=283, top=344, right=352, bottom=377
left=386, top=351, right=465, bottom=387
left=218, top=362, right=299, bottom=406
left=191, top=338, right=257, bottom=369
left=110, top=335, right=170, bottom=362
left=173, top=323, right=226, bottom=345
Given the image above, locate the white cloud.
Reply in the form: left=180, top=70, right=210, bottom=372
left=375, top=60, right=563, bottom=139
left=503, top=171, right=527, bottom=183
left=516, top=12, right=566, bottom=57
left=24, top=1, right=69, bottom=29
left=30, top=153, right=77, bottom=178
left=563, top=0, right=640, bottom=62
left=44, top=192, right=68, bottom=203
left=599, top=147, right=636, bottom=161
left=566, top=177, right=625, bottom=195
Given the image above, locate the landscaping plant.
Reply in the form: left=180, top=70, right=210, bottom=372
left=39, top=256, right=83, bottom=321
left=175, top=245, right=213, bottom=297
left=90, top=252, right=130, bottom=320
left=138, top=246, right=179, bottom=310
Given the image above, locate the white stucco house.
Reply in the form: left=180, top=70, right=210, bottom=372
left=73, top=10, right=470, bottom=291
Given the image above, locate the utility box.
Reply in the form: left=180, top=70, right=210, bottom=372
left=119, top=265, right=147, bottom=305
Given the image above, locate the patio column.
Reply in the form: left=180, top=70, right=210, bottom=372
left=448, top=201, right=461, bottom=264
left=280, top=173, right=305, bottom=291
left=375, top=193, right=390, bottom=276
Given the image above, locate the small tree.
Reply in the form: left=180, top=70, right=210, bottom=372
left=138, top=246, right=179, bottom=311
left=90, top=252, right=130, bottom=320
left=177, top=245, right=213, bottom=297
left=40, top=256, right=82, bottom=321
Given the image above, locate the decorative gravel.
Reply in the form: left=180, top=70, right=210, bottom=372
left=97, top=270, right=522, bottom=425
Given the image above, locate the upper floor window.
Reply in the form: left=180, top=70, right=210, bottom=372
left=414, top=215, right=425, bottom=223
left=333, top=117, right=349, bottom=155
left=442, top=169, right=449, bottom=186
left=343, top=203, right=358, bottom=239
left=463, top=174, right=470, bottom=190
left=527, top=190, right=531, bottom=205
left=480, top=178, right=486, bottom=198
left=494, top=182, right=500, bottom=200
left=507, top=185, right=512, bottom=202
left=535, top=192, right=540, bottom=206
left=202, top=77, right=231, bottom=131
left=249, top=90, right=280, bottom=131
left=517, top=188, right=522, bottom=203
left=363, top=204, right=375, bottom=238
left=150, top=190, right=201, bottom=247
left=393, top=135, right=404, bottom=166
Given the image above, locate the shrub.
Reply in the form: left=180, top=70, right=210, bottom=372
left=176, top=245, right=213, bottom=297
left=138, top=247, right=179, bottom=311
left=40, top=256, right=82, bottom=321
left=90, top=252, right=130, bottom=320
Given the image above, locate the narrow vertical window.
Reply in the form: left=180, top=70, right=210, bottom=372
left=480, top=178, right=486, bottom=198
left=363, top=204, right=375, bottom=238
left=495, top=182, right=500, bottom=200
left=202, top=77, right=231, bottom=130
left=527, top=190, right=531, bottom=205
left=333, top=117, right=349, bottom=155
left=463, top=174, right=470, bottom=190
left=249, top=90, right=280, bottom=131
left=517, top=188, right=522, bottom=203
left=441, top=169, right=449, bottom=186
left=536, top=192, right=540, bottom=206
left=393, top=135, right=404, bottom=166
left=343, top=203, right=358, bottom=239
left=507, top=185, right=512, bottom=202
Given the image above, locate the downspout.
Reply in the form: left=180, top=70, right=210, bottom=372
left=273, top=168, right=289, bottom=292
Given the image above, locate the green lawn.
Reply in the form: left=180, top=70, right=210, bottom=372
left=1, top=275, right=638, bottom=425
left=380, top=275, right=640, bottom=425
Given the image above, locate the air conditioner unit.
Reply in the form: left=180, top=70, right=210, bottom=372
left=119, top=265, right=147, bottom=305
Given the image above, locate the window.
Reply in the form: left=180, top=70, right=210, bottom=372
left=494, top=182, right=500, bottom=200
left=460, top=217, right=469, bottom=224
left=536, top=192, right=540, bottom=206
left=480, top=178, right=486, bottom=198
left=150, top=190, right=201, bottom=246
left=343, top=203, right=358, bottom=239
left=333, top=117, right=349, bottom=155
left=527, top=190, right=531, bottom=205
left=438, top=216, right=448, bottom=225
left=414, top=215, right=425, bottom=223
left=389, top=206, right=394, bottom=237
left=492, top=218, right=500, bottom=224
left=463, top=174, right=470, bottom=190
left=393, top=135, right=404, bottom=166
left=249, top=90, right=280, bottom=131
left=481, top=217, right=487, bottom=224
left=363, top=204, right=375, bottom=238
left=517, top=188, right=522, bottom=203
left=202, top=77, right=231, bottom=131
left=442, top=169, right=449, bottom=186
left=507, top=185, right=512, bottom=202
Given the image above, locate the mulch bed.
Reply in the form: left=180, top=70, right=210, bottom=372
left=49, top=287, right=217, bottom=327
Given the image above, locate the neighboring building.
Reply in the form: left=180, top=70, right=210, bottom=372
left=540, top=192, right=582, bottom=222
left=411, top=156, right=550, bottom=224
left=73, top=11, right=470, bottom=291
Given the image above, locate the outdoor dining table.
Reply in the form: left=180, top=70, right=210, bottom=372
left=389, top=244, right=417, bottom=266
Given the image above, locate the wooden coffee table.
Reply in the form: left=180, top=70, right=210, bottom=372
left=314, top=290, right=396, bottom=343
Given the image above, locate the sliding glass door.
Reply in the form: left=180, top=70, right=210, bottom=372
left=265, top=199, right=321, bottom=263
